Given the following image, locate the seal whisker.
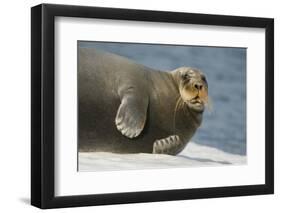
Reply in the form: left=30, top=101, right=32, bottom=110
left=173, top=96, right=184, bottom=134
left=204, top=97, right=213, bottom=113
left=183, top=102, right=190, bottom=116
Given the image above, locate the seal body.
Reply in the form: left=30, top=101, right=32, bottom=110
left=78, top=47, right=206, bottom=155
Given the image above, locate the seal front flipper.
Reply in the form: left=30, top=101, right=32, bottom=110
left=153, top=135, right=185, bottom=155
left=115, top=92, right=149, bottom=139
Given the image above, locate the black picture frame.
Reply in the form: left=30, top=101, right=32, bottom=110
left=31, top=3, right=274, bottom=209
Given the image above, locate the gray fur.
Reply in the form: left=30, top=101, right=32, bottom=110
left=78, top=47, right=205, bottom=155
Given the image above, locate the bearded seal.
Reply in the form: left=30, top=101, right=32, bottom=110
left=78, top=47, right=208, bottom=155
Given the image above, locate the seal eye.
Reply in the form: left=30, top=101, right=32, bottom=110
left=202, top=76, right=205, bottom=81
left=182, top=73, right=189, bottom=80
left=201, top=76, right=207, bottom=84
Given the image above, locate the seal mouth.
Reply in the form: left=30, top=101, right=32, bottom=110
left=190, top=97, right=202, bottom=104
left=186, top=96, right=205, bottom=113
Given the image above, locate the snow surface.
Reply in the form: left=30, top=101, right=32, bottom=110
left=79, top=142, right=246, bottom=172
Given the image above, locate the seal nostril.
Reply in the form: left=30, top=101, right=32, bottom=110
left=194, top=83, right=203, bottom=90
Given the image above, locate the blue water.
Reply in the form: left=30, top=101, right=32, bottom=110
left=79, top=41, right=247, bottom=155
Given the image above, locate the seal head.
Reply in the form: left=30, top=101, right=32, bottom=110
left=173, top=67, right=208, bottom=113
